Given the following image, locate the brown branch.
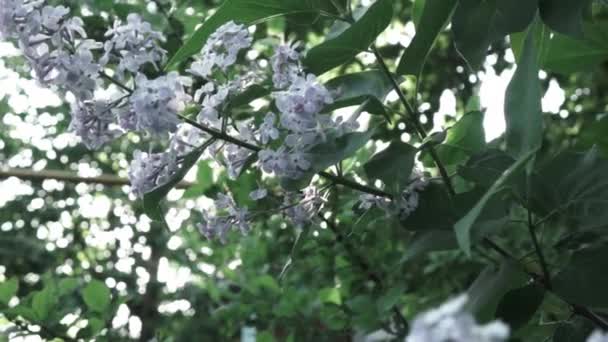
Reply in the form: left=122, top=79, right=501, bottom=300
left=0, top=168, right=193, bottom=188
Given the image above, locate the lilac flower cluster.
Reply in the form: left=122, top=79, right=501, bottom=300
left=359, top=169, right=429, bottom=219
left=1, top=3, right=423, bottom=242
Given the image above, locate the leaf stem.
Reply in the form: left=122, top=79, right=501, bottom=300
left=527, top=209, right=552, bottom=289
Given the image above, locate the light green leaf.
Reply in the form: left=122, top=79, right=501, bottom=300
left=505, top=27, right=543, bottom=159
left=303, top=0, right=393, bottom=75
left=423, top=111, right=486, bottom=167
left=452, top=0, right=538, bottom=70
left=454, top=149, right=536, bottom=254
left=165, top=0, right=340, bottom=69
left=543, top=22, right=608, bottom=74
left=0, top=278, right=18, bottom=305
left=183, top=161, right=214, bottom=198
left=539, top=0, right=594, bottom=38
left=82, top=280, right=111, bottom=313
left=319, top=287, right=342, bottom=305
left=397, top=0, right=457, bottom=76
left=364, top=141, right=417, bottom=193
left=411, top=0, right=426, bottom=28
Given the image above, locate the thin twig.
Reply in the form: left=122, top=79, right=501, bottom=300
left=527, top=209, right=552, bottom=289
left=0, top=168, right=193, bottom=188
left=370, top=46, right=455, bottom=198
left=178, top=114, right=392, bottom=198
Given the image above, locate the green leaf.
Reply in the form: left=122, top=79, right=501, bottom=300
left=505, top=26, right=543, bottom=159
left=552, top=318, right=594, bottom=342
left=454, top=149, right=536, bottom=255
left=319, top=287, right=342, bottom=305
left=364, top=141, right=417, bottom=193
left=143, top=141, right=214, bottom=221
left=553, top=244, right=608, bottom=308
left=32, top=286, right=57, bottom=321
left=82, top=280, right=111, bottom=313
left=0, top=278, right=18, bottom=305
left=452, top=0, right=538, bottom=70
left=530, top=147, right=608, bottom=228
left=324, top=70, right=393, bottom=115
left=303, top=0, right=393, bottom=75
left=543, top=22, right=608, bottom=74
left=495, top=284, right=545, bottom=331
left=423, top=111, right=486, bottom=167
left=539, top=0, right=594, bottom=38
left=411, top=0, right=426, bottom=28
left=396, top=0, right=457, bottom=76
left=466, top=261, right=527, bottom=322
left=401, top=230, right=457, bottom=263
left=183, top=161, right=214, bottom=198
left=165, top=0, right=340, bottom=69
left=308, top=129, right=375, bottom=172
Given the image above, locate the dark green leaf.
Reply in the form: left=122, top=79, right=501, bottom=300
left=467, top=261, right=527, bottom=322
left=364, top=141, right=417, bottom=193
left=396, top=0, right=457, bottom=76
left=303, top=0, right=393, bottom=75
left=0, top=278, right=18, bottom=305
left=32, top=286, right=56, bottom=321
left=543, top=22, right=608, bottom=74
left=452, top=0, right=538, bottom=70
left=324, top=70, right=393, bottom=115
left=553, top=244, right=608, bottom=308
left=505, top=26, right=543, bottom=159
left=455, top=149, right=536, bottom=254
left=539, top=0, right=594, bottom=38
left=308, top=129, right=375, bottom=172
left=495, top=284, right=545, bottom=331
left=82, top=280, right=111, bottom=313
left=401, top=230, right=457, bottom=263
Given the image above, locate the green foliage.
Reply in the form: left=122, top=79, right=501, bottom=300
left=364, top=141, right=417, bottom=193
left=504, top=27, right=543, bottom=159
left=303, top=0, right=393, bottom=75
left=397, top=0, right=457, bottom=76
left=452, top=0, right=538, bottom=70
left=3, top=0, right=608, bottom=340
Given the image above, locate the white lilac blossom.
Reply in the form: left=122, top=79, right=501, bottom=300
left=405, top=294, right=510, bottom=342
left=128, top=149, right=178, bottom=198
left=45, top=41, right=101, bottom=100
left=258, top=147, right=311, bottom=179
left=101, top=13, right=166, bottom=79
left=129, top=72, right=190, bottom=135
left=249, top=188, right=268, bottom=200
left=271, top=42, right=301, bottom=89
left=188, top=21, right=252, bottom=78
left=358, top=169, right=429, bottom=219
left=69, top=100, right=121, bottom=149
left=198, top=193, right=250, bottom=242
left=259, top=112, right=280, bottom=144
left=274, top=74, right=333, bottom=117
left=283, top=186, right=327, bottom=227
left=588, top=331, right=608, bottom=342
